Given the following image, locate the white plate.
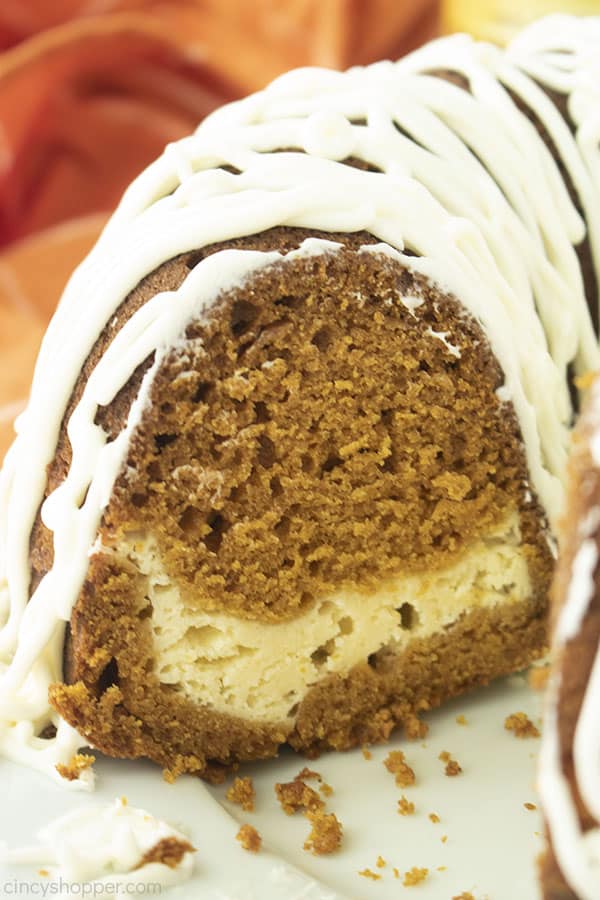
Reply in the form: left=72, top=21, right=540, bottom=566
left=0, top=672, right=546, bottom=899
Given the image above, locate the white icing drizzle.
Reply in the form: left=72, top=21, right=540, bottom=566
left=0, top=15, right=597, bottom=828
left=0, top=797, right=195, bottom=897
left=504, top=17, right=600, bottom=897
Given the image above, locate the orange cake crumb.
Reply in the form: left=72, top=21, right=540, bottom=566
left=295, top=767, right=321, bottom=782
left=452, top=893, right=475, bottom=900
left=398, top=796, right=416, bottom=816
left=441, top=835, right=448, bottom=843
left=439, top=750, right=462, bottom=776
left=429, top=813, right=440, bottom=823
left=456, top=714, right=468, bottom=725
left=403, top=866, right=428, bottom=886
left=226, top=776, right=255, bottom=812
left=55, top=753, right=96, bottom=781
left=362, top=747, right=373, bottom=761
left=384, top=750, right=416, bottom=787
left=38, top=870, right=49, bottom=877
left=359, top=868, right=381, bottom=881
left=304, top=811, right=343, bottom=855
left=393, top=867, right=400, bottom=879
left=505, top=712, right=540, bottom=738
left=528, top=666, right=550, bottom=691
left=320, top=782, right=334, bottom=797
left=404, top=714, right=429, bottom=740
left=276, top=780, right=324, bottom=815
left=376, top=855, right=386, bottom=868
left=437, top=865, right=447, bottom=872
left=524, top=802, right=537, bottom=811
left=236, top=824, right=261, bottom=853
left=135, top=837, right=195, bottom=869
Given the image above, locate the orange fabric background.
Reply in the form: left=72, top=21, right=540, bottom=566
left=0, top=0, right=438, bottom=458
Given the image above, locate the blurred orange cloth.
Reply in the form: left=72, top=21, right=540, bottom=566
left=0, top=0, right=438, bottom=461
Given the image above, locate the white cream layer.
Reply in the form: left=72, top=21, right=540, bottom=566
left=0, top=797, right=195, bottom=898
left=118, top=511, right=532, bottom=724
left=0, top=15, right=598, bottom=792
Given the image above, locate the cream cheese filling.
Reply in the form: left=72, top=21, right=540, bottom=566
left=121, top=508, right=532, bottom=724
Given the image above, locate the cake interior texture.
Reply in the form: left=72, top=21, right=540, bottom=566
left=44, top=229, right=552, bottom=774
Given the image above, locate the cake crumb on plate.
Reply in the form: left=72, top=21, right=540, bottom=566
left=439, top=751, right=462, bottom=776
left=359, top=868, right=381, bottom=881
left=303, top=810, right=343, bottom=855
left=276, top=780, right=324, bottom=815
left=402, top=866, right=428, bottom=886
left=136, top=837, right=196, bottom=869
left=236, top=824, right=261, bottom=852
left=504, top=712, right=540, bottom=738
left=384, top=750, right=415, bottom=787
left=226, top=776, right=255, bottom=812
left=398, top=796, right=416, bottom=816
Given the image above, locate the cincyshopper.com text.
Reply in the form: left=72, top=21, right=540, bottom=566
left=2, top=879, right=164, bottom=897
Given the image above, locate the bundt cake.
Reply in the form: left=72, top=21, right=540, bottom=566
left=0, top=15, right=599, bottom=790
left=540, top=371, right=600, bottom=900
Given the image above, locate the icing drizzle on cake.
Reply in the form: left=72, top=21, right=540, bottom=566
left=0, top=29, right=597, bottom=900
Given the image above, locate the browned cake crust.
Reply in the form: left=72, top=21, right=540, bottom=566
left=39, top=228, right=553, bottom=777
left=540, top=390, right=600, bottom=900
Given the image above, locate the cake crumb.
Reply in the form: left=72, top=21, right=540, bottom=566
left=441, top=835, right=448, bottom=843
left=393, top=867, right=400, bottom=879
left=276, top=780, right=324, bottom=815
left=55, top=752, right=95, bottom=781
left=236, top=824, right=261, bottom=853
left=439, top=751, right=462, bottom=776
left=38, top=870, right=49, bottom=877
left=398, top=795, right=416, bottom=816
left=162, top=753, right=206, bottom=783
left=303, top=811, right=343, bottom=855
left=320, top=782, right=334, bottom=797
left=528, top=666, right=550, bottom=691
left=456, top=714, right=468, bottom=726
left=295, top=767, right=321, bottom=782
left=429, top=812, right=440, bottom=823
left=452, top=893, right=475, bottom=900
left=226, top=776, right=255, bottom=812
left=135, top=837, right=195, bottom=869
left=362, top=747, right=373, bottom=761
left=437, top=865, right=447, bottom=872
left=384, top=750, right=415, bottom=787
left=403, top=866, right=428, bottom=886
left=524, top=802, right=537, bottom=811
left=404, top=714, right=429, bottom=740
left=376, top=855, right=386, bottom=868
left=505, top=712, right=540, bottom=738
left=359, top=868, right=381, bottom=881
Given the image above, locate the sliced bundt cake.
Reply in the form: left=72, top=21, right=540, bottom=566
left=0, top=15, right=599, bottom=786
left=540, top=371, right=600, bottom=900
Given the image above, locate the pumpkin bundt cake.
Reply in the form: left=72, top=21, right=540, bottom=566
left=540, top=371, right=600, bottom=900
left=0, top=15, right=599, bottom=789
